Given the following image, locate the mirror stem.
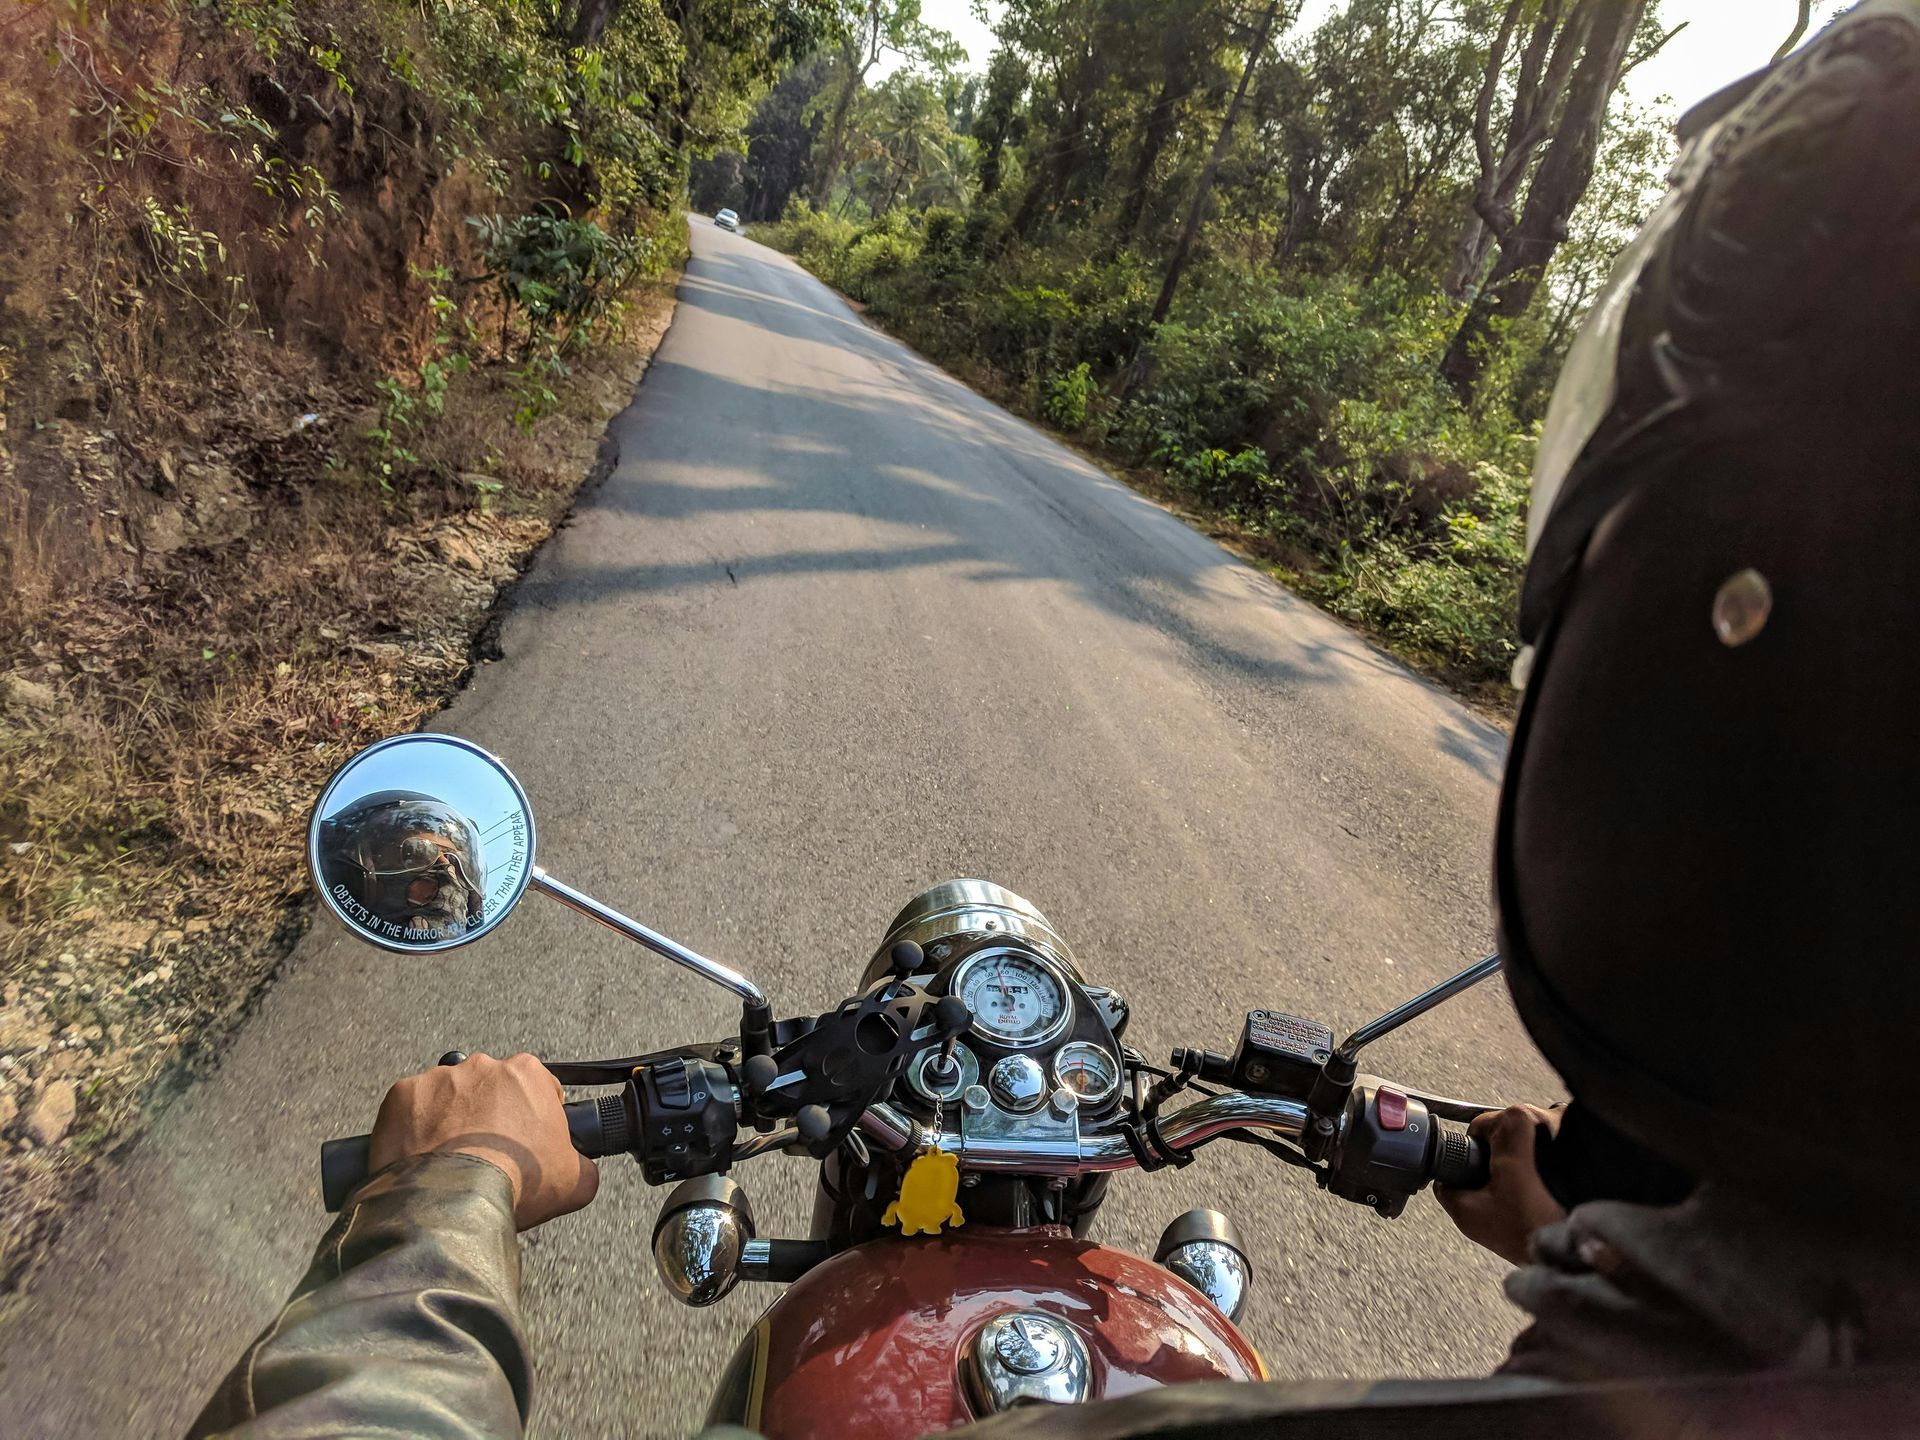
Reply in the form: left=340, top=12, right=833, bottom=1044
left=1338, top=953, right=1502, bottom=1061
left=530, top=867, right=769, bottom=1008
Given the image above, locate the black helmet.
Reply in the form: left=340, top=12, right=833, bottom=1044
left=1494, top=0, right=1920, bottom=1213
left=320, top=789, right=487, bottom=933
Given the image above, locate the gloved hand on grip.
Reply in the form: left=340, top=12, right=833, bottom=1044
left=1435, top=1103, right=1565, bottom=1266
left=369, top=1050, right=600, bottom=1230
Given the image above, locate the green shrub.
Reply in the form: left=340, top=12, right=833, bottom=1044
left=756, top=199, right=859, bottom=285
left=921, top=206, right=965, bottom=254
left=468, top=212, right=650, bottom=353
left=1042, top=362, right=1097, bottom=429
left=840, top=230, right=921, bottom=300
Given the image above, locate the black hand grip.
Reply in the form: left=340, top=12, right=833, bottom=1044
left=1430, top=1122, right=1489, bottom=1189
left=319, top=1096, right=627, bottom=1212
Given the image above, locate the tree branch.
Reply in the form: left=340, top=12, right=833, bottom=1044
left=1511, top=0, right=1563, bottom=139
left=1620, top=20, right=1689, bottom=79
left=1773, top=0, right=1813, bottom=63
left=1471, top=0, right=1525, bottom=211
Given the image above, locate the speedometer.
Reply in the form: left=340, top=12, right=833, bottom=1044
left=951, top=947, right=1071, bottom=1049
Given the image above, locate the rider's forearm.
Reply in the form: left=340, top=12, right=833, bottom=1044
left=189, top=1153, right=532, bottom=1440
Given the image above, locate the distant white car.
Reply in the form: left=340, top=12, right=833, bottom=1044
left=714, top=209, right=740, bottom=232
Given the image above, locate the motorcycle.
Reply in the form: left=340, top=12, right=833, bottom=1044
left=309, top=731, right=1501, bottom=1437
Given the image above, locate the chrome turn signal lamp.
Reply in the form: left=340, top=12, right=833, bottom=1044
left=652, top=1176, right=754, bottom=1307
left=1155, top=1208, right=1252, bottom=1323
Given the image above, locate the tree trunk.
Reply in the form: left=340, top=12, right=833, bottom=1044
left=1117, top=65, right=1188, bottom=241
left=813, top=7, right=884, bottom=207
left=1144, top=1, right=1284, bottom=330
left=1440, top=0, right=1646, bottom=400
left=1014, top=88, right=1092, bottom=237
left=1442, top=0, right=1589, bottom=299
left=570, top=0, right=623, bottom=47
left=1442, top=212, right=1495, bottom=296
left=812, top=60, right=864, bottom=205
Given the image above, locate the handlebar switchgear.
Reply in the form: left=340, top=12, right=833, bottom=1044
left=1326, top=1083, right=1487, bottom=1216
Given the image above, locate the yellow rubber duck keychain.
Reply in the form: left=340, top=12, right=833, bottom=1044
left=883, top=1071, right=965, bottom=1236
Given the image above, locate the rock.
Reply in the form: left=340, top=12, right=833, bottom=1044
left=183, top=918, right=213, bottom=936
left=22, top=1080, right=76, bottom=1146
left=137, top=500, right=189, bottom=555
left=94, top=921, right=156, bottom=952
left=434, top=531, right=485, bottom=571
left=152, top=928, right=185, bottom=950
left=0, top=1008, right=52, bottom=1053
left=0, top=1089, right=16, bottom=1132
left=2, top=672, right=59, bottom=712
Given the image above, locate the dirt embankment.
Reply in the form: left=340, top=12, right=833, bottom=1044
left=0, top=2, right=680, bottom=1292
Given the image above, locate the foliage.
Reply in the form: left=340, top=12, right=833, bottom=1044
left=1042, top=362, right=1096, bottom=429
left=469, top=213, right=653, bottom=351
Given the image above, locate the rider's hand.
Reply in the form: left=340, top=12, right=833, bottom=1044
left=368, top=1051, right=599, bottom=1231
left=1435, top=1103, right=1565, bottom=1266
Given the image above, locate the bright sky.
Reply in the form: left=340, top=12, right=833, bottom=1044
left=904, top=0, right=1847, bottom=118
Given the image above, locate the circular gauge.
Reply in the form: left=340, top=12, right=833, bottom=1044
left=951, top=947, right=1071, bottom=1049
left=1052, top=1042, right=1120, bottom=1106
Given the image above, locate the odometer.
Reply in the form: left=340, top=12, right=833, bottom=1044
left=951, top=947, right=1070, bottom=1049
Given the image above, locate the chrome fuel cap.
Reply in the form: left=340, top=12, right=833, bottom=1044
left=962, top=1310, right=1091, bottom=1413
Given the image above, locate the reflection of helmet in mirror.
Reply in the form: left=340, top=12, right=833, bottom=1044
left=1495, top=2, right=1920, bottom=1215
left=320, top=790, right=487, bottom=939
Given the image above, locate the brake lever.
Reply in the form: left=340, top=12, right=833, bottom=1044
left=546, top=1015, right=824, bottom=1087
left=544, top=1042, right=734, bottom=1087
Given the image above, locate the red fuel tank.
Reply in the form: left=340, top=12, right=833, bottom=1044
left=713, top=1227, right=1266, bottom=1439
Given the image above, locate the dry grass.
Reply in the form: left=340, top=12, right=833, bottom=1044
left=0, top=280, right=678, bottom=1294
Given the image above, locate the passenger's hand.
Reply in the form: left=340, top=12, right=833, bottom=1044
left=368, top=1051, right=599, bottom=1230
left=1434, top=1103, right=1565, bottom=1266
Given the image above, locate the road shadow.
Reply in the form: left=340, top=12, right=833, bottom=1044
left=508, top=246, right=1501, bottom=772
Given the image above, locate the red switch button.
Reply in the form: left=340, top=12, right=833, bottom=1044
left=1377, top=1088, right=1408, bottom=1131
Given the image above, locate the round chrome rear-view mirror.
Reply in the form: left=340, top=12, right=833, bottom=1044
left=308, top=733, right=536, bottom=953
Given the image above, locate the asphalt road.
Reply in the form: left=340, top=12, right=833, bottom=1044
left=0, top=218, right=1556, bottom=1438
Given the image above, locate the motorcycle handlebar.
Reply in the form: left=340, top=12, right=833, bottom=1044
left=319, top=1096, right=627, bottom=1212
left=319, top=1085, right=1489, bottom=1213
left=857, top=1090, right=1490, bottom=1191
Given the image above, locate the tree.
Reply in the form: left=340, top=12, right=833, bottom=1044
left=867, top=73, right=949, bottom=212
left=1141, top=0, right=1290, bottom=330
left=1257, top=0, right=1480, bottom=272
left=972, top=48, right=1030, bottom=199
left=811, top=1, right=961, bottom=204
left=739, top=52, right=835, bottom=218
left=1439, top=0, right=1659, bottom=398
left=1441, top=0, right=1684, bottom=300
left=1115, top=1, right=1225, bottom=240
